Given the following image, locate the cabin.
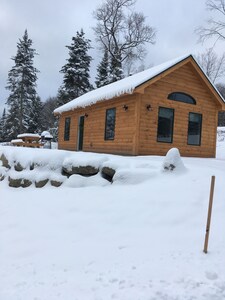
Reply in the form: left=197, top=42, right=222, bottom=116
left=54, top=54, right=225, bottom=158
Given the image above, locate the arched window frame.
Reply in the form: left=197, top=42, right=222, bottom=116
left=168, top=92, right=196, bottom=105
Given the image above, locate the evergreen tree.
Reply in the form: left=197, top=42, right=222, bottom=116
left=5, top=29, right=39, bottom=138
left=110, top=49, right=123, bottom=82
left=58, top=29, right=93, bottom=105
left=95, top=46, right=110, bottom=88
left=0, top=109, right=8, bottom=142
left=27, top=96, right=42, bottom=133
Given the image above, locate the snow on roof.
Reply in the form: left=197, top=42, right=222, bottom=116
left=17, top=133, right=40, bottom=138
left=54, top=54, right=192, bottom=114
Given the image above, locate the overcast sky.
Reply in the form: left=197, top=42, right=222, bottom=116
left=0, top=0, right=224, bottom=115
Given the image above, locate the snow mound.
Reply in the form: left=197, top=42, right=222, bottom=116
left=162, top=148, right=186, bottom=172
left=64, top=173, right=110, bottom=188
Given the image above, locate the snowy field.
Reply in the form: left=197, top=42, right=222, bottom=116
left=1, top=132, right=225, bottom=300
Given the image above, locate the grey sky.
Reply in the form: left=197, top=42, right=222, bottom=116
left=0, top=0, right=223, bottom=115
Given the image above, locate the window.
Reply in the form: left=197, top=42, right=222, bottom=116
left=157, top=107, right=174, bottom=143
left=64, top=117, right=71, bottom=141
left=187, top=113, right=202, bottom=145
left=105, top=108, right=116, bottom=140
left=168, top=92, right=196, bottom=105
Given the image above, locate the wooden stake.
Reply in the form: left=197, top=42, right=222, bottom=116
left=203, top=175, right=215, bottom=254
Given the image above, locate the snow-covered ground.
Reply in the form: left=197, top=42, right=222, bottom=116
left=1, top=133, right=225, bottom=300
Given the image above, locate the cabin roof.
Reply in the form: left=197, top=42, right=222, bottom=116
left=54, top=54, right=225, bottom=114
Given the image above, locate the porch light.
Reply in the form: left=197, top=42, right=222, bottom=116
left=123, top=105, right=128, bottom=111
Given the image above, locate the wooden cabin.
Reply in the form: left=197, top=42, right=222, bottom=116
left=54, top=54, right=225, bottom=157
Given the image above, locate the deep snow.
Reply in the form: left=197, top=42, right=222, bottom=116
left=1, top=136, right=225, bottom=299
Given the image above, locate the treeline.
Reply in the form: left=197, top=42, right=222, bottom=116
left=1, top=0, right=225, bottom=143
left=0, top=0, right=156, bottom=142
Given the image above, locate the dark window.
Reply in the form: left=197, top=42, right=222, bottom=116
left=105, top=108, right=116, bottom=140
left=64, top=117, right=71, bottom=141
left=187, top=113, right=202, bottom=145
left=157, top=107, right=174, bottom=143
left=168, top=92, right=196, bottom=105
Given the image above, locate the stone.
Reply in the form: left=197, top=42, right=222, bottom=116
left=50, top=180, right=63, bottom=187
left=101, top=166, right=116, bottom=182
left=62, top=165, right=99, bottom=176
left=14, top=162, right=24, bottom=172
left=8, top=177, right=22, bottom=188
left=0, top=154, right=10, bottom=168
left=21, top=179, right=32, bottom=188
left=35, top=179, right=49, bottom=188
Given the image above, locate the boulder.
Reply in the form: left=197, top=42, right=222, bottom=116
left=21, top=179, right=32, bottom=188
left=14, top=162, right=24, bottom=172
left=50, top=180, right=63, bottom=187
left=62, top=165, right=99, bottom=177
left=35, top=179, right=49, bottom=188
left=101, top=166, right=115, bottom=182
left=0, top=154, right=10, bottom=168
left=162, top=148, right=185, bottom=172
left=8, top=177, right=22, bottom=188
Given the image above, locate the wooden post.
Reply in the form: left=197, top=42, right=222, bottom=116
left=203, top=175, right=215, bottom=254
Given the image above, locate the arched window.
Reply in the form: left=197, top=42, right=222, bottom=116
left=168, top=92, right=196, bottom=105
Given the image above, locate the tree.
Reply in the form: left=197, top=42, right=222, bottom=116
left=58, top=29, right=93, bottom=105
left=216, top=83, right=225, bottom=125
left=0, top=109, right=8, bottom=142
left=93, top=0, right=156, bottom=81
left=196, top=0, right=225, bottom=43
left=5, top=29, right=39, bottom=138
left=196, top=48, right=225, bottom=83
left=41, top=96, right=58, bottom=130
left=95, top=46, right=111, bottom=87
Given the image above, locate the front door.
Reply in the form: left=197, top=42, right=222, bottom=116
left=78, top=116, right=84, bottom=151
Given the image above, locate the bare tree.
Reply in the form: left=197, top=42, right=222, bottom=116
left=93, top=0, right=156, bottom=80
left=196, top=48, right=225, bottom=82
left=196, top=0, right=225, bottom=43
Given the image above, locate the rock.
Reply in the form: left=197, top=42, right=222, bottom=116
left=62, top=165, right=99, bottom=176
left=14, top=162, right=24, bottom=172
left=101, top=166, right=115, bottom=182
left=163, top=148, right=185, bottom=172
left=8, top=176, right=32, bottom=188
left=35, top=179, right=49, bottom=188
left=21, top=179, right=32, bottom=188
left=8, top=177, right=22, bottom=188
left=50, top=180, right=63, bottom=187
left=0, top=175, right=5, bottom=181
left=0, top=154, right=10, bottom=168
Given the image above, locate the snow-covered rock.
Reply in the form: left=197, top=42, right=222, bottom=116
left=162, top=148, right=186, bottom=172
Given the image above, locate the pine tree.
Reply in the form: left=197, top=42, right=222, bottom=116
left=0, top=109, right=8, bottom=142
left=110, top=49, right=123, bottom=83
left=5, top=29, right=39, bottom=138
left=58, top=29, right=93, bottom=105
left=27, top=96, right=42, bottom=133
left=95, top=47, right=110, bottom=88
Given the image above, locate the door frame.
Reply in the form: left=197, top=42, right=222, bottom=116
left=77, top=115, right=85, bottom=151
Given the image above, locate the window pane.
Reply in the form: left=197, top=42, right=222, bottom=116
left=105, top=108, right=116, bottom=140
left=168, top=92, right=196, bottom=105
left=187, top=113, right=202, bottom=145
left=64, top=117, right=71, bottom=141
left=157, top=107, right=174, bottom=143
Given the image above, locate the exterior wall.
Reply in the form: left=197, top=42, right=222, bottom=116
left=138, top=62, right=219, bottom=157
left=58, top=62, right=220, bottom=157
left=58, top=95, right=138, bottom=155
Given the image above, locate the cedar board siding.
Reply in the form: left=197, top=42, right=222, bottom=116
left=138, top=62, right=219, bottom=157
left=58, top=62, right=219, bottom=157
left=58, top=95, right=138, bottom=155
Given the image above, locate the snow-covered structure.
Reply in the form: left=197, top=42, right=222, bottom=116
left=54, top=54, right=225, bottom=157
